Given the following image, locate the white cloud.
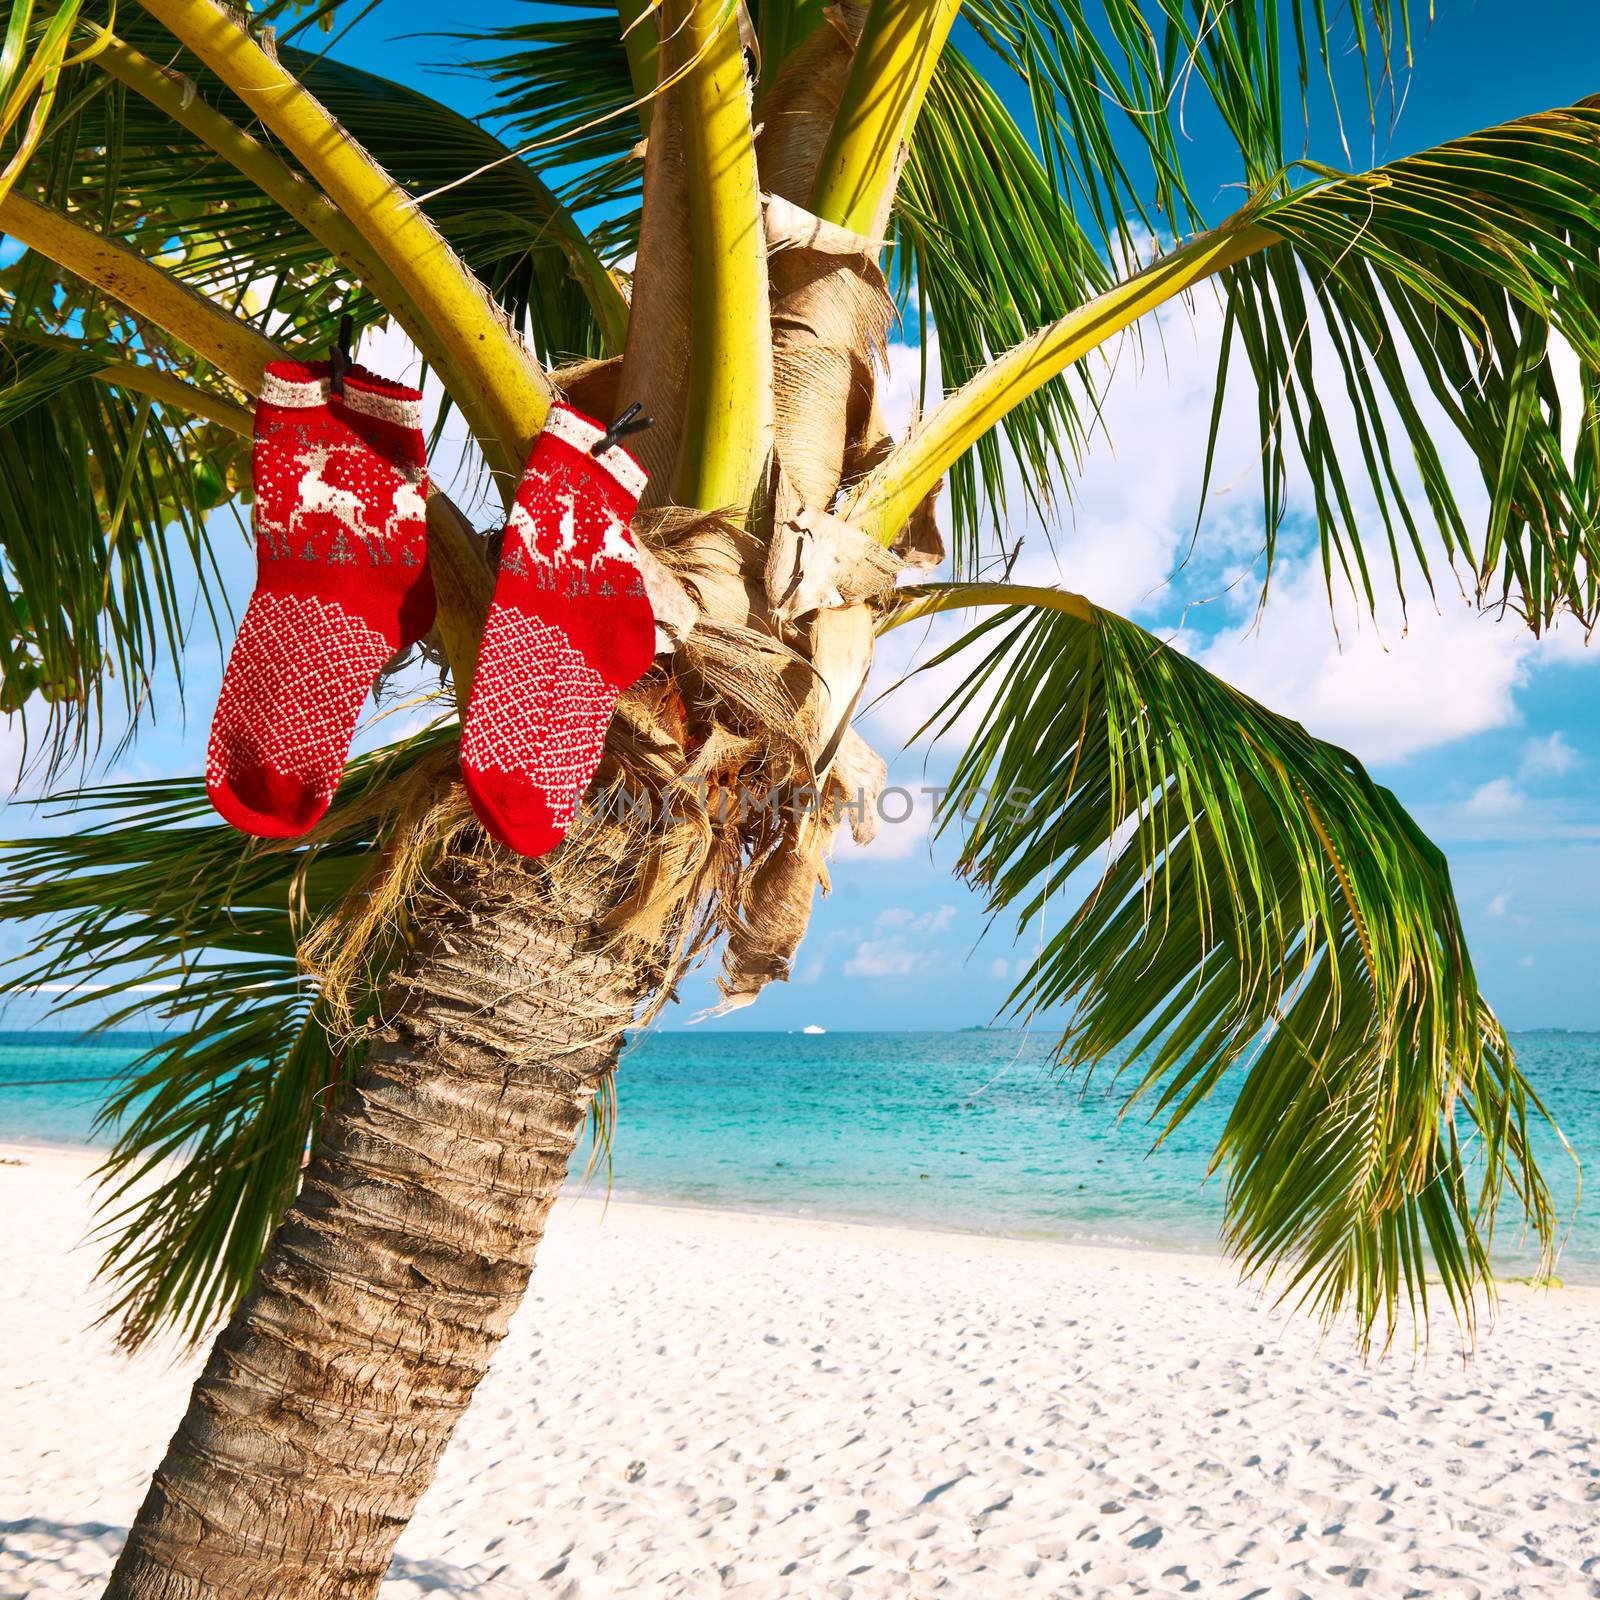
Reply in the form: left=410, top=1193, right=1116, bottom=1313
left=835, top=775, right=937, bottom=862
left=1487, top=891, right=1512, bottom=918
left=1464, top=777, right=1526, bottom=818
left=1193, top=559, right=1580, bottom=766
left=884, top=903, right=960, bottom=934
left=1520, top=731, right=1580, bottom=781
left=862, top=295, right=1265, bottom=756
left=988, top=957, right=1008, bottom=980
left=881, top=291, right=1266, bottom=620
left=879, top=905, right=953, bottom=933
left=843, top=938, right=931, bottom=978
left=872, top=287, right=1598, bottom=781
left=1518, top=954, right=1536, bottom=969
left=1417, top=793, right=1600, bottom=846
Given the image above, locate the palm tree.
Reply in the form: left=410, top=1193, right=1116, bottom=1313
left=0, top=0, right=1590, bottom=1592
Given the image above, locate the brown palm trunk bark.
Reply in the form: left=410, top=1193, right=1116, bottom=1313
left=104, top=843, right=651, bottom=1600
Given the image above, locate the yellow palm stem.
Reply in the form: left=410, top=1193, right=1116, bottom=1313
left=843, top=223, right=1278, bottom=544
left=670, top=0, right=773, bottom=511
left=878, top=581, right=1094, bottom=631
left=136, top=0, right=549, bottom=497
left=810, top=0, right=961, bottom=235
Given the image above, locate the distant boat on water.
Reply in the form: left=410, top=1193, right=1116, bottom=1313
left=802, top=1024, right=826, bottom=1035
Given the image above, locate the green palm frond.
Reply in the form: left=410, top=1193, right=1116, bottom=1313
left=0, top=729, right=454, bottom=1346
left=890, top=584, right=1562, bottom=1344
left=454, top=0, right=645, bottom=264
left=0, top=331, right=238, bottom=762
left=965, top=0, right=1415, bottom=248
left=1, top=0, right=98, bottom=205
left=1217, top=105, right=1600, bottom=632
left=289, top=44, right=619, bottom=361
left=897, top=44, right=1112, bottom=572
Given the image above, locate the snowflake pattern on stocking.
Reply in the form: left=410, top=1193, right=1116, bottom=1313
left=207, top=592, right=393, bottom=812
left=460, top=609, right=613, bottom=829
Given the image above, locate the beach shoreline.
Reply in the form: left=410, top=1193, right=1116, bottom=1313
left=5, top=1139, right=1599, bottom=1598
left=7, top=1135, right=1589, bottom=1290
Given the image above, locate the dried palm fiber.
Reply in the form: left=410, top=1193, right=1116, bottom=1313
left=551, top=354, right=622, bottom=424
left=716, top=804, right=844, bottom=1008
left=712, top=717, right=887, bottom=1010
left=754, top=3, right=868, bottom=204
left=424, top=492, right=497, bottom=700
left=708, top=43, right=915, bottom=1006
left=711, top=600, right=878, bottom=1009
left=616, top=45, right=691, bottom=502
left=681, top=618, right=811, bottom=776
left=606, top=669, right=689, bottom=788
left=591, top=679, right=715, bottom=962
left=625, top=723, right=772, bottom=971
left=291, top=747, right=478, bottom=1035
left=639, top=505, right=765, bottom=629
left=633, top=517, right=704, bottom=652
left=830, top=725, right=888, bottom=846
left=804, top=602, right=876, bottom=774
left=766, top=479, right=900, bottom=624
left=766, top=194, right=895, bottom=513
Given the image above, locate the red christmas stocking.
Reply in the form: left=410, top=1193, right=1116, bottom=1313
left=461, top=404, right=655, bottom=857
left=206, top=360, right=433, bottom=838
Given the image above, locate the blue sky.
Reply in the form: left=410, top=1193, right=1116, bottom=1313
left=3, top=0, right=1598, bottom=1035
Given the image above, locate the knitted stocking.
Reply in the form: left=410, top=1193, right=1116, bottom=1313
left=460, top=404, right=655, bottom=856
left=206, top=360, right=433, bottom=837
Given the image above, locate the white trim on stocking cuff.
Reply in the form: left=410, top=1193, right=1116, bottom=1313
left=543, top=404, right=649, bottom=501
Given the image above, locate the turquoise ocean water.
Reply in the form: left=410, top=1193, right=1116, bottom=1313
left=1, top=1029, right=1593, bottom=1280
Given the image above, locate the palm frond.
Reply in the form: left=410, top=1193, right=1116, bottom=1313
left=0, top=0, right=98, bottom=205
left=891, top=584, right=1562, bottom=1344
left=0, top=728, right=455, bottom=1346
left=452, top=0, right=645, bottom=267
left=288, top=44, right=619, bottom=362
left=964, top=0, right=1415, bottom=249
left=16, top=43, right=370, bottom=362
left=1219, top=104, right=1600, bottom=632
left=896, top=43, right=1111, bottom=572
left=0, top=330, right=239, bottom=764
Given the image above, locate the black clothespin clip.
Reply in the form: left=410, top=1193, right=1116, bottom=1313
left=328, top=312, right=354, bottom=398
left=591, top=401, right=653, bottom=457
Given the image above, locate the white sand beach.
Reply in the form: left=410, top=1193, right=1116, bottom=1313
left=2, top=1141, right=1597, bottom=1599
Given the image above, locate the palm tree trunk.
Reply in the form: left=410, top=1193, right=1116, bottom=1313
left=104, top=842, right=650, bottom=1600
